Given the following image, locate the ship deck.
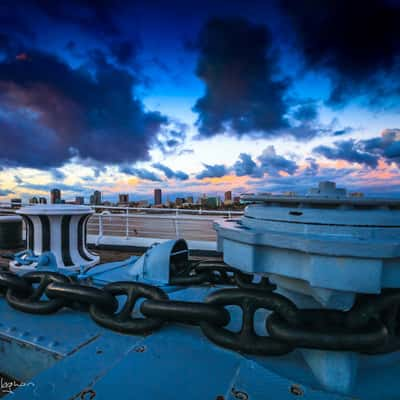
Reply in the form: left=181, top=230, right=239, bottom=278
left=0, top=244, right=223, bottom=398
left=0, top=246, right=222, bottom=270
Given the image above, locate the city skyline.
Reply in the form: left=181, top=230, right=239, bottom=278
left=25, top=187, right=242, bottom=208
left=0, top=1, right=399, bottom=200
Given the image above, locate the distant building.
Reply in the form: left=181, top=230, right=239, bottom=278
left=308, top=181, right=346, bottom=198
left=350, top=192, right=364, bottom=198
left=233, top=196, right=241, bottom=204
left=119, top=194, right=129, bottom=204
left=137, top=200, right=149, bottom=208
left=154, top=189, right=162, bottom=205
left=90, top=190, right=102, bottom=205
left=186, top=196, right=194, bottom=204
left=29, top=197, right=38, bottom=204
left=175, top=197, right=185, bottom=206
left=39, top=197, right=47, bottom=204
left=75, top=196, right=84, bottom=205
left=50, top=188, right=61, bottom=204
left=224, top=191, right=232, bottom=205
left=206, top=196, right=221, bottom=209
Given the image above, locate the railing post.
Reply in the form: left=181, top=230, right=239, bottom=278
left=228, top=210, right=231, bottom=219
left=99, top=213, right=103, bottom=237
left=174, top=210, right=180, bottom=239
left=125, top=208, right=129, bottom=239
left=95, top=212, right=103, bottom=246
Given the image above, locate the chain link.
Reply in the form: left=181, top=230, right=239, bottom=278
left=170, top=260, right=277, bottom=291
left=0, top=269, right=399, bottom=355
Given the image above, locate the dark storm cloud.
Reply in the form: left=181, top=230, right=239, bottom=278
left=193, top=17, right=289, bottom=138
left=25, top=0, right=123, bottom=36
left=313, top=140, right=379, bottom=168
left=111, top=41, right=138, bottom=65
left=152, top=163, right=189, bottom=181
left=233, top=153, right=263, bottom=178
left=119, top=166, right=162, bottom=182
left=0, top=109, right=73, bottom=169
left=152, top=57, right=171, bottom=74
left=0, top=49, right=168, bottom=168
left=196, top=164, right=227, bottom=179
left=291, top=103, right=318, bottom=122
left=363, top=129, right=400, bottom=165
left=287, top=102, right=353, bottom=141
left=257, top=146, right=298, bottom=176
left=313, top=129, right=400, bottom=168
left=194, top=146, right=299, bottom=180
left=279, top=0, right=400, bottom=105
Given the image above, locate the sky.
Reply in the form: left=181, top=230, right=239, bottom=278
left=0, top=0, right=399, bottom=202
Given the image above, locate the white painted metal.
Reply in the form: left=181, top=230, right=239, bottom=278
left=214, top=182, right=400, bottom=394
left=128, top=239, right=189, bottom=284
left=216, top=182, right=400, bottom=298
left=9, top=205, right=99, bottom=272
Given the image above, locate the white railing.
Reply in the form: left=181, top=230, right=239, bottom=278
left=88, top=205, right=242, bottom=243
left=0, top=202, right=243, bottom=244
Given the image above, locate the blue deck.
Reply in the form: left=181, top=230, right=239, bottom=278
left=1, top=283, right=399, bottom=399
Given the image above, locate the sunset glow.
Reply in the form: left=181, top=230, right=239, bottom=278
left=0, top=1, right=399, bottom=202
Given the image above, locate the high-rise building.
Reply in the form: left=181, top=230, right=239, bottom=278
left=154, top=189, right=162, bottom=205
left=29, top=197, right=38, bottom=204
left=186, top=196, right=194, bottom=204
left=224, top=191, right=233, bottom=205
left=50, top=188, right=61, bottom=204
left=224, top=191, right=232, bottom=202
left=119, top=194, right=129, bottom=204
left=39, top=197, right=47, bottom=204
left=75, top=196, right=84, bottom=205
left=90, top=190, right=102, bottom=205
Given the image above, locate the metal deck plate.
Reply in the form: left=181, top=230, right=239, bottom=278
left=3, top=285, right=400, bottom=399
left=0, top=301, right=102, bottom=357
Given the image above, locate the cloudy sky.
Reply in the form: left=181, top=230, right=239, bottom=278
left=0, top=0, right=399, bottom=202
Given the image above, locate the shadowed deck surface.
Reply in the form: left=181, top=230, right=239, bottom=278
left=0, top=246, right=222, bottom=270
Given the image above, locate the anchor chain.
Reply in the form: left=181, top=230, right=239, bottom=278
left=170, top=260, right=276, bottom=291
left=0, top=270, right=399, bottom=355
